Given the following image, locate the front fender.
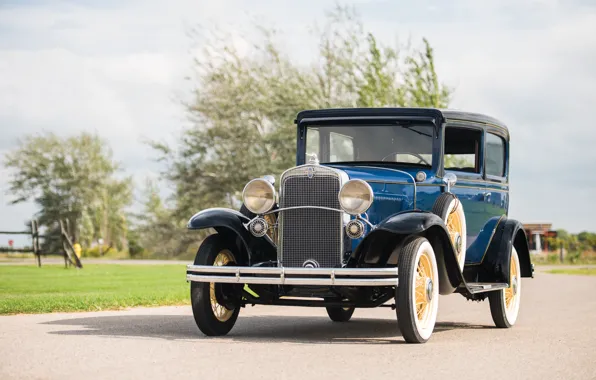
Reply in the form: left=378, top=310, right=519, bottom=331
left=351, top=210, right=463, bottom=295
left=187, top=208, right=276, bottom=265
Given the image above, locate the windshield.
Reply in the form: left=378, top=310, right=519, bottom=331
left=305, top=124, right=434, bottom=166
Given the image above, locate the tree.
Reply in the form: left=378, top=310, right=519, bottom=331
left=3, top=132, right=132, bottom=252
left=577, top=231, right=596, bottom=251
left=131, top=178, right=197, bottom=258
left=144, top=5, right=452, bottom=256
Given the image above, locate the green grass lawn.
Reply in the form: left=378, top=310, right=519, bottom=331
left=546, top=267, right=596, bottom=276
left=0, top=264, right=190, bottom=315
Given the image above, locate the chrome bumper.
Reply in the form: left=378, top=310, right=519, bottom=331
left=186, top=265, right=399, bottom=287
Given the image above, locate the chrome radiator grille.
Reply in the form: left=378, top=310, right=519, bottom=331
left=279, top=165, right=343, bottom=268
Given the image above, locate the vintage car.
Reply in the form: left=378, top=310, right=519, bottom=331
left=186, top=108, right=534, bottom=343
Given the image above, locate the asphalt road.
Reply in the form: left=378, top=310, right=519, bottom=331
left=1, top=267, right=595, bottom=380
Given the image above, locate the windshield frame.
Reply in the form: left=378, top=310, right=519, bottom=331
left=296, top=120, right=441, bottom=173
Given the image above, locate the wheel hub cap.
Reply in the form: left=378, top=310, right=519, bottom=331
left=512, top=277, right=518, bottom=296
left=425, top=278, right=433, bottom=302
left=454, top=233, right=462, bottom=253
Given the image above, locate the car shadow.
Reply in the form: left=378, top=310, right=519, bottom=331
left=43, top=314, right=493, bottom=345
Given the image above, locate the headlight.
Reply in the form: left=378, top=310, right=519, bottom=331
left=242, top=178, right=276, bottom=214
left=338, top=179, right=373, bottom=215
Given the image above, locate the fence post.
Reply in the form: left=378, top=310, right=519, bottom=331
left=31, top=220, right=41, bottom=267
left=59, top=219, right=82, bottom=269
left=60, top=220, right=68, bottom=268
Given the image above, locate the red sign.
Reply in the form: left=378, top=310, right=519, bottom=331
left=544, top=230, right=557, bottom=238
left=8, top=240, right=14, bottom=247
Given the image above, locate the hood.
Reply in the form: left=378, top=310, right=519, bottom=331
left=326, top=164, right=428, bottom=226
left=328, top=164, right=421, bottom=184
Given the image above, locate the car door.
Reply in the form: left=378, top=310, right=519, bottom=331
left=443, top=125, right=487, bottom=248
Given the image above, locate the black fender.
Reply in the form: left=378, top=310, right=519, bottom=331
left=350, top=210, right=463, bottom=295
left=470, top=217, right=533, bottom=285
left=187, top=208, right=277, bottom=265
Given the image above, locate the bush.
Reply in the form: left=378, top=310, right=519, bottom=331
left=533, top=250, right=596, bottom=265
left=82, top=246, right=102, bottom=258
left=566, top=251, right=581, bottom=264
left=81, top=245, right=126, bottom=258
left=127, top=239, right=145, bottom=259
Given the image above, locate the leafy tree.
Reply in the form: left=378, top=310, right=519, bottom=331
left=131, top=178, right=198, bottom=258
left=577, top=231, right=596, bottom=251
left=126, top=229, right=145, bottom=259
left=546, top=236, right=561, bottom=251
left=144, top=5, right=451, bottom=256
left=556, top=229, right=570, bottom=241
left=3, top=132, right=132, bottom=253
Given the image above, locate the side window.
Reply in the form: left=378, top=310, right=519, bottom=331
left=444, top=127, right=482, bottom=173
left=330, top=132, right=354, bottom=162
left=306, top=128, right=320, bottom=161
left=486, top=133, right=506, bottom=177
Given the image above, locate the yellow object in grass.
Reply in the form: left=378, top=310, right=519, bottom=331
left=73, top=243, right=82, bottom=259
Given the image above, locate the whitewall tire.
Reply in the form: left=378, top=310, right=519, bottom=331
left=489, top=247, right=522, bottom=328
left=396, top=237, right=440, bottom=343
left=432, top=193, right=467, bottom=270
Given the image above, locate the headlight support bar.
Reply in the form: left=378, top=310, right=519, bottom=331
left=243, top=206, right=376, bottom=231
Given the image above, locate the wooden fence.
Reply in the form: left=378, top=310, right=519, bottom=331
left=0, top=219, right=83, bottom=268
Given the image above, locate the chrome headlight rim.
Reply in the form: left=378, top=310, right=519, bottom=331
left=242, top=178, right=277, bottom=214
left=338, top=179, right=374, bottom=215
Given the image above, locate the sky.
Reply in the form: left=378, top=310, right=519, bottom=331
left=1, top=0, right=595, bottom=247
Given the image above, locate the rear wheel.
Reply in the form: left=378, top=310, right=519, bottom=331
left=489, top=247, right=522, bottom=328
left=191, top=234, right=241, bottom=336
left=326, top=306, right=355, bottom=322
left=396, top=236, right=439, bottom=343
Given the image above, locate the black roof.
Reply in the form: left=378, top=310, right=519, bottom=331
left=295, top=107, right=509, bottom=135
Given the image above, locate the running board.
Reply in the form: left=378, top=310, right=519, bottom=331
left=465, top=282, right=508, bottom=294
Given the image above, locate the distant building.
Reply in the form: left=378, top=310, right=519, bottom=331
left=523, top=223, right=556, bottom=252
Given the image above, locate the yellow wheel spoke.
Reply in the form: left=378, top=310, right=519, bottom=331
left=417, top=304, right=426, bottom=319
left=414, top=249, right=436, bottom=326
left=416, top=266, right=423, bottom=278
left=504, top=252, right=519, bottom=311
left=209, top=250, right=235, bottom=322
left=417, top=264, right=428, bottom=279
left=416, top=292, right=426, bottom=305
left=446, top=205, right=464, bottom=264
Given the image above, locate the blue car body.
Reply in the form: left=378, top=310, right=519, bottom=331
left=188, top=107, right=533, bottom=299
left=185, top=107, right=534, bottom=342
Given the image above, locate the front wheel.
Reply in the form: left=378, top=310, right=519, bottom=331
left=396, top=236, right=440, bottom=343
left=191, top=234, right=241, bottom=336
left=489, top=247, right=522, bottom=328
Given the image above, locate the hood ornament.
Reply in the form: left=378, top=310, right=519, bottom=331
left=306, top=153, right=320, bottom=165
